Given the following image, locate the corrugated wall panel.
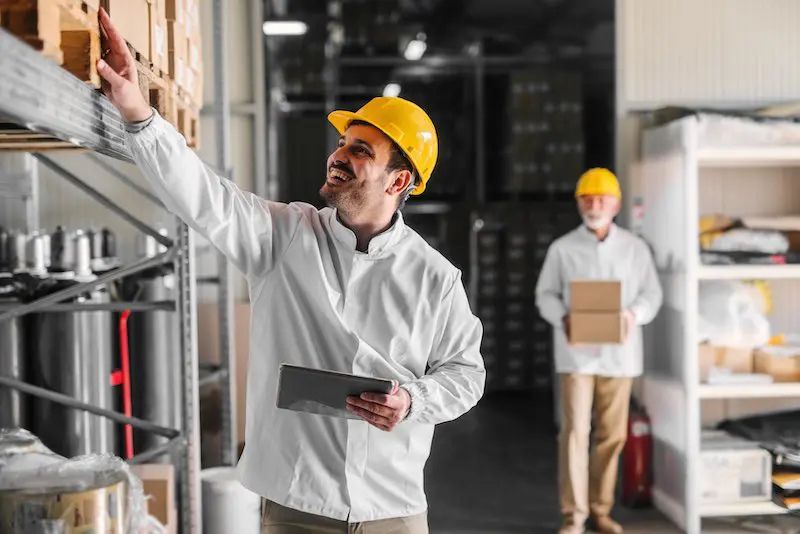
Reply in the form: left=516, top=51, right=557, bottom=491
left=620, top=0, right=800, bottom=108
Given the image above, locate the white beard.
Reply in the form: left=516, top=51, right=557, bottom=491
left=582, top=214, right=613, bottom=230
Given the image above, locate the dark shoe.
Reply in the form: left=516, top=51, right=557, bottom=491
left=589, top=515, right=623, bottom=534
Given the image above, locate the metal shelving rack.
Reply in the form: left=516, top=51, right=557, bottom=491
left=640, top=114, right=800, bottom=532
left=0, top=25, right=207, bottom=532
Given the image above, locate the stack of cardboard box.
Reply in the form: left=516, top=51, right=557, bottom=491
left=166, top=0, right=187, bottom=91
left=699, top=431, right=772, bottom=505
left=102, top=0, right=166, bottom=72
left=131, top=463, right=177, bottom=533
left=504, top=70, right=584, bottom=195
left=698, top=344, right=800, bottom=383
left=474, top=204, right=580, bottom=392
left=569, top=280, right=624, bottom=344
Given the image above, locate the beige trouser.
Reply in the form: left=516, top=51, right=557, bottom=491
left=558, top=373, right=633, bottom=526
left=261, top=499, right=429, bottom=534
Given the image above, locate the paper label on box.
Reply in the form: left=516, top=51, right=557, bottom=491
left=185, top=69, right=194, bottom=92
left=155, top=25, right=165, bottom=57
left=190, top=44, right=200, bottom=70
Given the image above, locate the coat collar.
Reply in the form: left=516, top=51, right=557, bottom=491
left=328, top=209, right=406, bottom=256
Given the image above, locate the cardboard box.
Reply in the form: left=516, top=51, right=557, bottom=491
left=150, top=0, right=168, bottom=72
left=131, top=464, right=177, bottom=533
left=165, top=0, right=184, bottom=22
left=197, top=301, right=251, bottom=449
left=716, top=346, right=753, bottom=373
left=699, top=344, right=755, bottom=381
left=167, top=21, right=187, bottom=87
left=103, top=0, right=152, bottom=58
left=698, top=343, right=717, bottom=382
left=754, top=350, right=800, bottom=382
left=700, top=431, right=772, bottom=504
left=0, top=478, right=127, bottom=532
left=570, top=280, right=621, bottom=312
left=570, top=312, right=624, bottom=344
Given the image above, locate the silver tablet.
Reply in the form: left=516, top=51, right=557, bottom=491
left=276, top=363, right=397, bottom=419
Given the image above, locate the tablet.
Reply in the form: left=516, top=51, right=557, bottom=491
left=276, top=363, right=397, bottom=420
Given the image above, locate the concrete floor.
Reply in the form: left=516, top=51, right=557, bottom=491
left=424, top=391, right=800, bottom=534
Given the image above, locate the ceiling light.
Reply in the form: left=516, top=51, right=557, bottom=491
left=383, top=83, right=401, bottom=97
left=404, top=34, right=427, bottom=61
left=262, top=20, right=308, bottom=36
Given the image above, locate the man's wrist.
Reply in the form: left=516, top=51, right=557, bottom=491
left=399, top=386, right=412, bottom=420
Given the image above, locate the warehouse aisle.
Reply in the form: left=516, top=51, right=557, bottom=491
left=425, top=391, right=799, bottom=534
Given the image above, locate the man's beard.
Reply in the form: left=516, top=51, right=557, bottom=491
left=319, top=181, right=367, bottom=213
left=582, top=213, right=613, bottom=230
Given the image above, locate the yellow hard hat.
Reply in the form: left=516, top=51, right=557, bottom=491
left=328, top=96, right=438, bottom=195
left=575, top=167, right=622, bottom=198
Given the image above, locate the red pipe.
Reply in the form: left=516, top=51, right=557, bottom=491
left=119, top=310, right=134, bottom=460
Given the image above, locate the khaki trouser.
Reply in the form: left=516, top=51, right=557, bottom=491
left=261, top=499, right=429, bottom=534
left=558, top=373, right=633, bottom=526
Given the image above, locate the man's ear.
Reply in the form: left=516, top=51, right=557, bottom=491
left=612, top=197, right=622, bottom=217
left=386, top=169, right=413, bottom=195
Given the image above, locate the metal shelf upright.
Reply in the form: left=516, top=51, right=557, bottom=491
left=0, top=27, right=202, bottom=532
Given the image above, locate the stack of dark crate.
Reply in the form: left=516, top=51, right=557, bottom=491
left=476, top=204, right=580, bottom=392
left=506, top=70, right=584, bottom=195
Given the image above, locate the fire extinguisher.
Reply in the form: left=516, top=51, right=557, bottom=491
left=622, top=398, right=652, bottom=507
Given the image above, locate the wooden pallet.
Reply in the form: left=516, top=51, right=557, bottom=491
left=167, top=82, right=199, bottom=148
left=0, top=123, right=86, bottom=150
left=135, top=52, right=170, bottom=123
left=0, top=0, right=101, bottom=87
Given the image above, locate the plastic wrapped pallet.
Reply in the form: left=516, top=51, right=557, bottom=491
left=0, top=428, right=149, bottom=533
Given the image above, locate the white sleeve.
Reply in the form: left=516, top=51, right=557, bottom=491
left=535, top=244, right=568, bottom=326
left=629, top=241, right=663, bottom=325
left=402, top=273, right=485, bottom=425
left=125, top=112, right=303, bottom=278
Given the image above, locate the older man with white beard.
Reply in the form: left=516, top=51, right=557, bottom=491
left=535, top=168, right=662, bottom=534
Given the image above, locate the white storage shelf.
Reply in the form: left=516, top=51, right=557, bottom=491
left=699, top=383, right=800, bottom=399
left=700, top=501, right=790, bottom=518
left=641, top=115, right=800, bottom=533
left=698, top=147, right=800, bottom=168
left=698, top=265, right=800, bottom=280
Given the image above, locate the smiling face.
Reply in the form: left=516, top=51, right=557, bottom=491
left=320, top=123, right=413, bottom=219
left=577, top=194, right=621, bottom=231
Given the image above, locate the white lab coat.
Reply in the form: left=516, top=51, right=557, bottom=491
left=535, top=224, right=662, bottom=377
left=125, top=113, right=485, bottom=522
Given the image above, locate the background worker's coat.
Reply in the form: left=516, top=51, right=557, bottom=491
left=535, top=224, right=662, bottom=377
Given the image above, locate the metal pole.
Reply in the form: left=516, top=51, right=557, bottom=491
left=0, top=251, right=174, bottom=322
left=199, top=369, right=229, bottom=389
left=212, top=0, right=238, bottom=468
left=35, top=154, right=173, bottom=248
left=86, top=153, right=165, bottom=208
left=0, top=376, right=180, bottom=438
left=0, top=301, right=176, bottom=313
left=473, top=42, right=486, bottom=206
left=177, top=220, right=202, bottom=534
left=129, top=437, right=187, bottom=465
left=251, top=0, right=268, bottom=199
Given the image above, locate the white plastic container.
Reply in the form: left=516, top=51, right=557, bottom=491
left=201, top=467, right=260, bottom=534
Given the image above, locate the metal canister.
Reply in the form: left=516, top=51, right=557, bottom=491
left=48, top=226, right=73, bottom=274
left=29, top=231, right=116, bottom=457
left=0, top=275, right=25, bottom=430
left=0, top=228, right=9, bottom=272
left=128, top=233, right=180, bottom=456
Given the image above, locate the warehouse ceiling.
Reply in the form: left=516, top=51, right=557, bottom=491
left=266, top=0, right=614, bottom=58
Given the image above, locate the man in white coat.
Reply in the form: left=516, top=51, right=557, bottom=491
left=96, top=10, right=485, bottom=534
left=535, top=168, right=662, bottom=534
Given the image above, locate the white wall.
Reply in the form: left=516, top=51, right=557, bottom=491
left=616, top=0, right=800, bottom=216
